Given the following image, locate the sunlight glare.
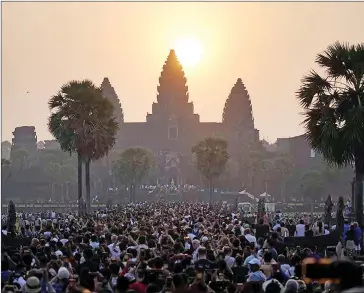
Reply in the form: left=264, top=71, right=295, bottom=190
left=174, top=37, right=203, bottom=67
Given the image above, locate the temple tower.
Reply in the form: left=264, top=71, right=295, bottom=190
left=222, top=78, right=260, bottom=153
left=147, top=49, right=199, bottom=123
left=146, top=49, right=200, bottom=184
left=101, top=77, right=124, bottom=146
left=10, top=126, right=38, bottom=162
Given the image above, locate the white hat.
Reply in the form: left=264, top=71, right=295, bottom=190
left=25, top=277, right=41, bottom=293
left=57, top=267, right=70, bottom=279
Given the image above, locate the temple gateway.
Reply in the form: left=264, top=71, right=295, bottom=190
left=100, top=49, right=261, bottom=185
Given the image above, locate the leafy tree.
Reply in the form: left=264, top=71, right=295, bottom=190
left=113, top=148, right=155, bottom=202
left=272, top=155, right=294, bottom=201
left=300, top=170, right=325, bottom=201
left=297, top=42, right=364, bottom=225
left=192, top=137, right=229, bottom=202
left=48, top=80, right=119, bottom=213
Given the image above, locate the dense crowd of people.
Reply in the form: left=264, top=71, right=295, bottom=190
left=1, top=202, right=363, bottom=293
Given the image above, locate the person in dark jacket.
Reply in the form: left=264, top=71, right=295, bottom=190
left=345, top=224, right=355, bottom=257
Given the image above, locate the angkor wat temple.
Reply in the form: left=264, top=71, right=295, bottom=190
left=10, top=49, right=261, bottom=187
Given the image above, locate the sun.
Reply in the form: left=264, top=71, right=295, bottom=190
left=174, top=37, right=203, bottom=67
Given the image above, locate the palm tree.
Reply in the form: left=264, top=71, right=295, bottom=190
left=192, top=137, right=229, bottom=202
left=78, top=96, right=119, bottom=211
left=48, top=80, right=118, bottom=213
left=297, top=41, right=364, bottom=226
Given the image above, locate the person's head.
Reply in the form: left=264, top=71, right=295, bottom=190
left=299, top=220, right=304, bottom=225
left=109, top=263, right=121, bottom=276
left=284, top=279, right=299, bottom=293
left=232, top=239, right=240, bottom=248
left=192, top=239, right=200, bottom=250
left=223, top=246, right=232, bottom=257
left=277, top=254, right=286, bottom=264
left=280, top=222, right=285, bottom=228
left=263, top=279, right=284, bottom=293
left=248, top=259, right=261, bottom=272
left=263, top=251, right=273, bottom=263
left=197, top=247, right=207, bottom=258
left=57, top=267, right=70, bottom=280
left=111, top=234, right=118, bottom=243
left=115, top=276, right=129, bottom=293
left=83, top=248, right=93, bottom=260
left=235, top=255, right=243, bottom=266
left=24, top=276, right=41, bottom=293
left=173, top=274, right=186, bottom=290
left=153, top=257, right=163, bottom=270
left=138, top=235, right=146, bottom=245
left=244, top=228, right=252, bottom=235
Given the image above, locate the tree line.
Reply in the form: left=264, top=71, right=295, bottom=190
left=1, top=41, right=363, bottom=223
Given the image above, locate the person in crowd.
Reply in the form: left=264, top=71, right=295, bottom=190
left=1, top=201, right=363, bottom=293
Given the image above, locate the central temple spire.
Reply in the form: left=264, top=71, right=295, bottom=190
left=157, top=49, right=189, bottom=105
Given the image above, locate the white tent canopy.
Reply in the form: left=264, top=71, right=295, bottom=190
left=239, top=190, right=259, bottom=202
left=259, top=191, right=272, bottom=198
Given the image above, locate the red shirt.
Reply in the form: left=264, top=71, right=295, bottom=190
left=129, top=282, right=147, bottom=293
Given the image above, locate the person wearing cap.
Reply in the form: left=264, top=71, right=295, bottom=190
left=24, top=277, right=42, bottom=293
left=50, top=267, right=70, bottom=293
left=247, top=258, right=266, bottom=282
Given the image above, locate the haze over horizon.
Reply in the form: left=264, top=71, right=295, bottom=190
left=2, top=2, right=364, bottom=143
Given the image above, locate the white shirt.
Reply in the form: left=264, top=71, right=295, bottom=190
left=225, top=256, right=235, bottom=268
left=187, top=233, right=196, bottom=240
left=14, top=276, right=26, bottom=289
left=60, top=239, right=68, bottom=245
left=245, top=234, right=257, bottom=246
left=55, top=250, right=63, bottom=257
left=295, top=224, right=305, bottom=237
left=90, top=241, right=99, bottom=249
left=108, top=243, right=121, bottom=259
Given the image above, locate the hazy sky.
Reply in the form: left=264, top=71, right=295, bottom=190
left=2, top=2, right=364, bottom=142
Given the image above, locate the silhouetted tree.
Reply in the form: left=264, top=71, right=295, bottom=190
left=192, top=137, right=229, bottom=203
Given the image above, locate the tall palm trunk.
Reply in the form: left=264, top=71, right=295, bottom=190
left=77, top=152, right=83, bottom=215
left=85, top=159, right=91, bottom=214
left=354, top=159, right=364, bottom=227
